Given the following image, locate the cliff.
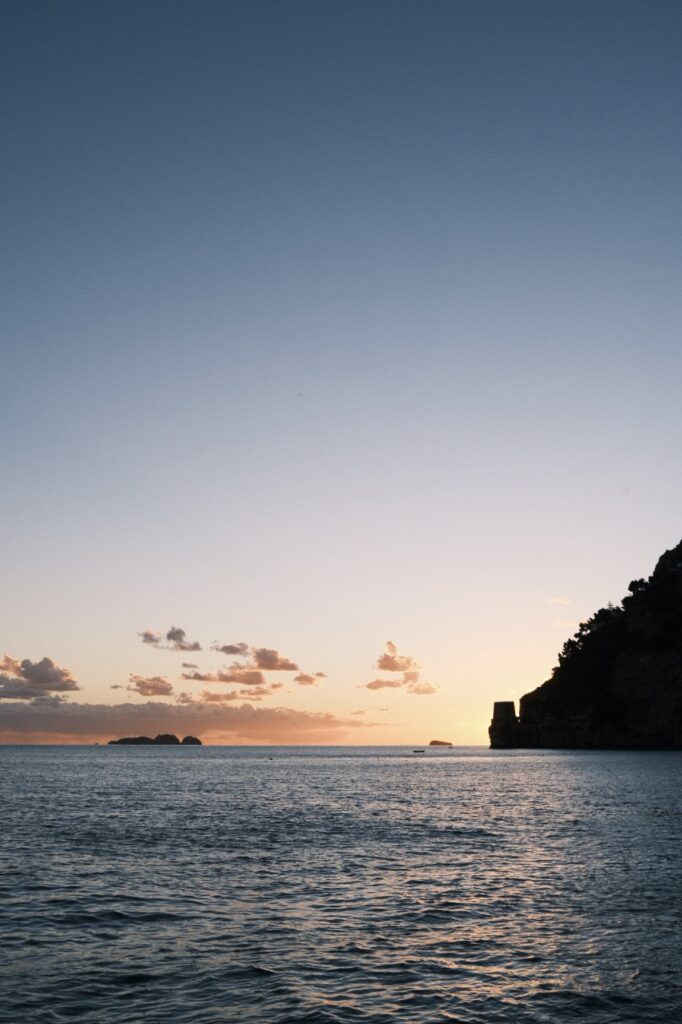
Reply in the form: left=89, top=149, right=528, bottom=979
left=489, top=540, right=682, bottom=749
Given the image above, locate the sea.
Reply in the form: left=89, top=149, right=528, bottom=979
left=1, top=745, right=681, bottom=1024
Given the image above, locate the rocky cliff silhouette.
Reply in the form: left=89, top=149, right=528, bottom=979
left=490, top=540, right=682, bottom=749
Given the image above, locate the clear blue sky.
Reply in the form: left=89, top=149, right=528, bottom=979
left=2, top=1, right=681, bottom=742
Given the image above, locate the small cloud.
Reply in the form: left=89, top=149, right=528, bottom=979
left=139, top=627, right=201, bottom=652
left=165, top=626, right=201, bottom=652
left=363, top=678, right=405, bottom=690
left=315, top=672, right=326, bottom=678
left=351, top=707, right=389, bottom=715
left=546, top=597, right=572, bottom=606
left=211, top=643, right=249, bottom=657
left=182, top=662, right=198, bottom=669
left=127, top=674, right=174, bottom=697
left=181, top=667, right=267, bottom=687
left=376, top=640, right=420, bottom=673
left=406, top=680, right=438, bottom=695
left=139, top=630, right=162, bottom=646
left=252, top=648, right=299, bottom=671
left=294, top=673, right=317, bottom=686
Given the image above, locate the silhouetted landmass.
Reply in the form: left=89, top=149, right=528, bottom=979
left=108, top=733, right=202, bottom=745
left=490, top=540, right=682, bottom=749
left=428, top=739, right=453, bottom=746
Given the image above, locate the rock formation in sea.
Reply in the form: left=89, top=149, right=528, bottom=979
left=489, top=539, right=682, bottom=749
left=428, top=739, right=453, bottom=746
left=108, top=733, right=202, bottom=745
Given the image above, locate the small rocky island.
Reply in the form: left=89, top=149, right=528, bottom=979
left=429, top=739, right=453, bottom=746
left=490, top=539, right=682, bottom=749
left=108, top=734, right=202, bottom=745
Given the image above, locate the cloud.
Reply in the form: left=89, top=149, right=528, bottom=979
left=0, top=655, right=80, bottom=700
left=199, top=683, right=284, bottom=703
left=165, top=626, right=201, bottom=652
left=406, top=680, right=438, bottom=695
left=350, top=707, right=389, bottom=716
left=363, top=678, right=405, bottom=690
left=376, top=641, right=420, bottom=673
left=182, top=662, right=198, bottom=669
left=252, top=648, right=299, bottom=671
left=547, top=597, right=572, bottom=606
left=181, top=667, right=266, bottom=687
left=315, top=672, right=326, bottom=678
left=139, top=627, right=201, bottom=652
left=127, top=674, right=174, bottom=697
left=211, top=643, right=249, bottom=657
left=139, top=630, right=162, bottom=646
left=294, top=673, right=318, bottom=686
left=0, top=699, right=368, bottom=744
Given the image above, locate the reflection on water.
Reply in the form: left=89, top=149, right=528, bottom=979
left=1, top=745, right=681, bottom=1023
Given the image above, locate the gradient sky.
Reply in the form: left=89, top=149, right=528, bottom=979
left=2, top=0, right=681, bottom=743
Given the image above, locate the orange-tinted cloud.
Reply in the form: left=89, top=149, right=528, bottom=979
left=294, top=673, right=318, bottom=686
left=127, top=674, right=174, bottom=697
left=181, top=667, right=266, bottom=686
left=376, top=641, right=420, bottom=673
left=364, top=678, right=405, bottom=690
left=252, top=648, right=299, bottom=671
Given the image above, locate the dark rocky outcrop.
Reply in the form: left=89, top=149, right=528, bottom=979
left=181, top=735, right=202, bottom=745
left=428, top=739, right=453, bottom=746
left=490, top=540, right=682, bottom=749
left=108, top=733, right=202, bottom=745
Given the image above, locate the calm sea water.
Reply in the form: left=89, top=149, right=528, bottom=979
left=1, top=745, right=681, bottom=1023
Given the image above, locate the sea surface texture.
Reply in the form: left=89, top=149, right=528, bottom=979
left=1, top=746, right=681, bottom=1023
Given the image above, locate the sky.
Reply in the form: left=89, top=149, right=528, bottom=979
left=1, top=0, right=681, bottom=744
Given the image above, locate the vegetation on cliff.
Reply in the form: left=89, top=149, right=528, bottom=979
left=491, top=540, right=682, bottom=749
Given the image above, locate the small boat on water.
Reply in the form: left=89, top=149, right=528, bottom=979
left=413, top=749, right=425, bottom=754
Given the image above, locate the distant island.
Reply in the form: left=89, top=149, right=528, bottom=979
left=428, top=739, right=453, bottom=746
left=490, top=539, right=682, bottom=749
left=108, top=734, right=202, bottom=745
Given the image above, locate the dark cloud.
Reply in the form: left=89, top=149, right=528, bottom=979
left=252, top=648, right=299, bottom=671
left=182, top=662, right=198, bottom=669
left=211, top=643, right=249, bottom=657
left=376, top=641, right=420, bottom=673
left=165, top=626, right=201, bottom=652
left=127, top=675, right=174, bottom=697
left=139, top=627, right=201, bottom=652
left=315, top=672, right=327, bottom=678
left=294, top=673, right=318, bottom=686
left=363, top=678, right=405, bottom=690
left=0, top=699, right=367, bottom=744
left=0, top=655, right=80, bottom=700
